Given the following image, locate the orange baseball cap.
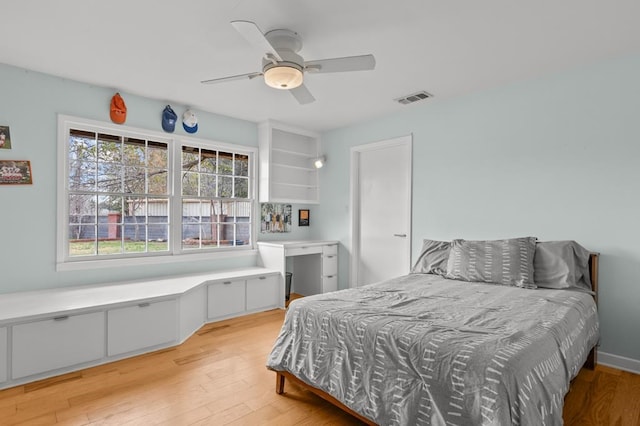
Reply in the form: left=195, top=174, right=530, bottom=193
left=110, top=93, right=127, bottom=124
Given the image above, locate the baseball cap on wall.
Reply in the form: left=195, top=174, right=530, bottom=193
left=182, top=109, right=198, bottom=134
left=110, top=93, right=127, bottom=124
left=162, top=105, right=177, bottom=132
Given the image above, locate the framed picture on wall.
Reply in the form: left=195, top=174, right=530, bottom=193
left=299, top=209, right=310, bottom=226
left=0, top=160, right=32, bottom=185
left=0, top=125, right=11, bottom=150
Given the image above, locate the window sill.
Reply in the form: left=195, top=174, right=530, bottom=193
left=56, top=249, right=258, bottom=272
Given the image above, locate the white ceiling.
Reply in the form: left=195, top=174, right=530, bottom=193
left=2, top=0, right=640, bottom=132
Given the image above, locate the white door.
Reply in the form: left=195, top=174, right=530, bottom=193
left=350, top=135, right=412, bottom=287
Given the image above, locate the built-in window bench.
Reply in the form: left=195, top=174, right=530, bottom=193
left=0, top=267, right=280, bottom=390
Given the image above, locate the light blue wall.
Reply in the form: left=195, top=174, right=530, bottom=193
left=315, top=54, right=640, bottom=363
left=0, top=63, right=310, bottom=294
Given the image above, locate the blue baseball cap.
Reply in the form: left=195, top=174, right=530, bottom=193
left=162, top=105, right=177, bottom=133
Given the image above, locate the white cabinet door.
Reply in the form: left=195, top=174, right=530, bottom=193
left=208, top=279, right=246, bottom=320
left=108, top=299, right=178, bottom=357
left=12, top=311, right=105, bottom=379
left=0, top=327, right=7, bottom=383
left=246, top=275, right=280, bottom=312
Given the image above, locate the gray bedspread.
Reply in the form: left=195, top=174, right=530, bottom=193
left=266, top=274, right=599, bottom=425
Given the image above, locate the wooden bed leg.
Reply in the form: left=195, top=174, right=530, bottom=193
left=585, top=347, right=597, bottom=370
left=276, top=372, right=285, bottom=394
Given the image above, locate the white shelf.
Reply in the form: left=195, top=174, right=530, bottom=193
left=259, top=120, right=320, bottom=204
left=272, top=162, right=316, bottom=172
left=272, top=147, right=315, bottom=158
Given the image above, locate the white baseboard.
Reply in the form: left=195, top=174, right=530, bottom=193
left=598, top=351, right=640, bottom=374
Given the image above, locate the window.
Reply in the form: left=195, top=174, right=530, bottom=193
left=58, top=116, right=256, bottom=268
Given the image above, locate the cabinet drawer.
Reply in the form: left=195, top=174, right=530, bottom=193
left=108, top=299, right=177, bottom=357
left=323, top=244, right=338, bottom=256
left=285, top=245, right=322, bottom=257
left=0, top=327, right=6, bottom=383
left=322, top=254, right=338, bottom=275
left=208, top=279, right=246, bottom=319
left=246, top=275, right=280, bottom=311
left=12, top=311, right=105, bottom=379
left=322, top=275, right=338, bottom=293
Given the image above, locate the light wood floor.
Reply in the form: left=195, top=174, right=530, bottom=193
left=0, top=308, right=638, bottom=426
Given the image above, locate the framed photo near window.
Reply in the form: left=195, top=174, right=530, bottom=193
left=0, top=125, right=11, bottom=150
left=299, top=209, right=310, bottom=226
left=0, top=160, right=32, bottom=185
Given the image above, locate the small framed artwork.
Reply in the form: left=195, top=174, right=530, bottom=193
left=0, top=125, right=11, bottom=150
left=0, top=160, right=33, bottom=185
left=299, top=209, right=310, bottom=226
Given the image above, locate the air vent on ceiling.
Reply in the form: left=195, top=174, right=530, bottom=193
left=395, top=91, right=433, bottom=105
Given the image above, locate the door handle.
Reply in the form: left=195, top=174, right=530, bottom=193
left=393, top=233, right=407, bottom=238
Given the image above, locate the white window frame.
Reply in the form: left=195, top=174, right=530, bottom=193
left=56, top=115, right=258, bottom=271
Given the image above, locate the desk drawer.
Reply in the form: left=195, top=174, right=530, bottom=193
left=323, top=244, right=338, bottom=256
left=285, top=245, right=322, bottom=257
left=322, top=254, right=338, bottom=275
left=12, top=311, right=105, bottom=379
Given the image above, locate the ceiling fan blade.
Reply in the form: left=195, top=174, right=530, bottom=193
left=290, top=84, right=315, bottom=105
left=231, top=20, right=283, bottom=62
left=305, top=54, right=376, bottom=73
left=201, top=72, right=262, bottom=85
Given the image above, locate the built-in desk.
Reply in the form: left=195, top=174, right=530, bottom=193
left=257, top=240, right=339, bottom=305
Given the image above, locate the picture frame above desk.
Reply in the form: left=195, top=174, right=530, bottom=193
left=298, top=209, right=310, bottom=226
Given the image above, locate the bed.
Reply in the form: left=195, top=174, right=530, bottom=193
left=266, top=238, right=600, bottom=425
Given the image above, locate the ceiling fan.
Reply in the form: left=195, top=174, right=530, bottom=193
left=201, top=20, right=376, bottom=104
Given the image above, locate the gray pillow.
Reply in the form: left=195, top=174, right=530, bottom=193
left=445, top=237, right=537, bottom=287
left=411, top=239, right=450, bottom=275
left=534, top=240, right=592, bottom=291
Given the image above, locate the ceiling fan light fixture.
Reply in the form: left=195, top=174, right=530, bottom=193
left=264, top=64, right=303, bottom=90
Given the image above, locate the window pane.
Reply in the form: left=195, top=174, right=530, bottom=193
left=219, top=176, right=233, bottom=198
left=148, top=141, right=168, bottom=168
left=69, top=161, right=96, bottom=191
left=182, top=147, right=199, bottom=170
left=148, top=198, right=169, bottom=223
left=219, top=224, right=235, bottom=245
left=123, top=166, right=146, bottom=193
left=97, top=163, right=122, bottom=192
left=219, top=151, right=233, bottom=175
left=200, top=174, right=217, bottom=197
left=237, top=223, right=251, bottom=246
left=148, top=168, right=168, bottom=195
left=234, top=177, right=248, bottom=198
left=69, top=229, right=96, bottom=257
left=236, top=201, right=251, bottom=222
left=200, top=149, right=217, bottom=173
left=98, top=227, right=123, bottom=255
left=182, top=172, right=199, bottom=196
left=235, top=154, right=249, bottom=177
left=123, top=138, right=146, bottom=166
left=97, top=134, right=121, bottom=163
left=69, top=194, right=96, bottom=224
left=69, top=131, right=96, bottom=162
left=98, top=195, right=123, bottom=216
left=221, top=201, right=235, bottom=219
left=148, top=224, right=169, bottom=252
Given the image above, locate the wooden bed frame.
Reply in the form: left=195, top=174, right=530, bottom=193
left=274, top=253, right=600, bottom=425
